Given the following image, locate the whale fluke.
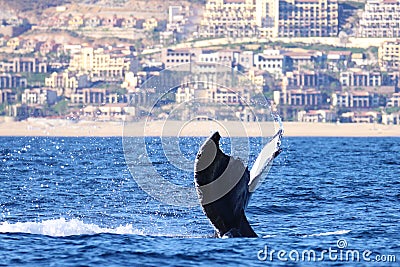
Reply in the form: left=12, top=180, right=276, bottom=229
left=194, top=131, right=282, bottom=238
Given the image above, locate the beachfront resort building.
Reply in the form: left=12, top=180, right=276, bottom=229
left=359, top=0, right=400, bottom=38
left=297, top=109, right=336, bottom=122
left=21, top=89, right=57, bottom=106
left=332, top=91, right=375, bottom=109
left=80, top=103, right=134, bottom=121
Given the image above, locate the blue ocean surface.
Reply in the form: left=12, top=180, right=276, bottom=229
left=0, top=136, right=399, bottom=266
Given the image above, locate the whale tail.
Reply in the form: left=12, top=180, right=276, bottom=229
left=194, top=130, right=282, bottom=238
left=248, top=129, right=283, bottom=193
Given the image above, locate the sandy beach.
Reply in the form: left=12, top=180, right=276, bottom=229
left=0, top=118, right=399, bottom=137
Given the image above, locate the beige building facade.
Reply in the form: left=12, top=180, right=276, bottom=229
left=199, top=0, right=279, bottom=38
left=199, top=0, right=338, bottom=39
left=379, top=39, right=400, bottom=68
left=69, top=47, right=128, bottom=80
left=359, top=0, right=400, bottom=38
left=278, top=0, right=339, bottom=37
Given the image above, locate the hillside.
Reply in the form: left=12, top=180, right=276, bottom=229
left=1, top=0, right=205, bottom=13
left=1, top=0, right=204, bottom=21
left=0, top=0, right=72, bottom=13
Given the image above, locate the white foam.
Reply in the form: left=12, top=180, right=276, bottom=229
left=262, top=234, right=276, bottom=238
left=0, top=218, right=144, bottom=237
left=304, top=230, right=351, bottom=237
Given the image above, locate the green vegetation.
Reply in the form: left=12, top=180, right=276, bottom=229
left=0, top=103, right=5, bottom=115
left=111, top=88, right=127, bottom=95
left=52, top=99, right=69, bottom=116
left=263, top=91, right=273, bottom=100
left=21, top=73, right=47, bottom=86
left=341, top=1, right=366, bottom=10
left=385, top=107, right=400, bottom=115
left=282, top=42, right=367, bottom=53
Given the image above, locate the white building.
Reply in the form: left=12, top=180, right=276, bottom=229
left=382, top=112, right=400, bottom=125
left=199, top=0, right=279, bottom=38
left=21, top=89, right=57, bottom=105
left=386, top=92, right=400, bottom=107
left=254, top=50, right=286, bottom=77
left=359, top=0, right=400, bottom=38
left=332, top=91, right=372, bottom=109
left=45, top=71, right=90, bottom=96
left=298, top=110, right=336, bottom=123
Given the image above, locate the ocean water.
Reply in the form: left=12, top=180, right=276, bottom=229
left=0, top=136, right=399, bottom=266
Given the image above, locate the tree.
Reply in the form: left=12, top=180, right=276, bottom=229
left=53, top=99, right=69, bottom=116
left=0, top=103, right=5, bottom=116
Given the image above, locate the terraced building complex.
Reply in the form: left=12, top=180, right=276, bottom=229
left=198, top=0, right=338, bottom=38
left=359, top=0, right=400, bottom=38
left=278, top=0, right=339, bottom=37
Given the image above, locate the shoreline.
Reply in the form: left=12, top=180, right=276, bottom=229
left=0, top=118, right=399, bottom=137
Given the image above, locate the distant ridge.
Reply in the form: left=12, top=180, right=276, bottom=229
left=0, top=0, right=72, bottom=13
left=0, top=0, right=205, bottom=14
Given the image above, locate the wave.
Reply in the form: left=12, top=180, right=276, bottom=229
left=0, top=218, right=144, bottom=237
left=304, top=230, right=351, bottom=237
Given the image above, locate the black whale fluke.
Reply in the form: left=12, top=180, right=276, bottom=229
left=194, top=131, right=282, bottom=238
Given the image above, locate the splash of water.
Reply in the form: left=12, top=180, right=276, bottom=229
left=0, top=218, right=143, bottom=237
left=272, top=110, right=284, bottom=136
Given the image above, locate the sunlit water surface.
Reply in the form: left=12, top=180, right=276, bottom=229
left=0, top=137, right=399, bottom=266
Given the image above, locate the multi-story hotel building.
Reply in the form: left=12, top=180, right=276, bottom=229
left=199, top=0, right=279, bottom=38
left=199, top=0, right=258, bottom=38
left=359, top=0, right=400, bottom=38
left=199, top=0, right=338, bottom=38
left=278, top=0, right=339, bottom=37
left=379, top=39, right=400, bottom=68
left=69, top=47, right=129, bottom=81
